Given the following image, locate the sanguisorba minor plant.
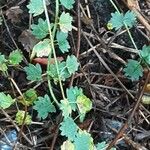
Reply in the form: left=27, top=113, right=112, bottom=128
left=0, top=0, right=116, bottom=149
left=108, top=0, right=150, bottom=105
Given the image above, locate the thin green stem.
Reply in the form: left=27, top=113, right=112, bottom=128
left=43, top=0, right=66, bottom=100
left=110, top=0, right=139, bottom=54
left=52, top=0, right=59, bottom=37
left=124, top=23, right=139, bottom=54
left=110, top=0, right=120, bottom=13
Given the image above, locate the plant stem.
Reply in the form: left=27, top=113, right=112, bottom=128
left=110, top=0, right=139, bottom=54
left=43, top=0, right=66, bottom=100
left=52, top=0, right=59, bottom=37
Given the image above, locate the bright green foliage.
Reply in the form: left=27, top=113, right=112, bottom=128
left=59, top=12, right=73, bottom=33
left=74, top=131, right=94, bottom=150
left=123, top=11, right=136, bottom=28
left=109, top=11, right=136, bottom=30
left=66, top=55, right=79, bottom=74
left=0, top=53, right=7, bottom=72
left=15, top=110, right=32, bottom=125
left=109, top=11, right=123, bottom=30
left=60, top=117, right=78, bottom=141
left=60, top=99, right=72, bottom=118
left=124, top=60, right=143, bottom=81
left=27, top=0, right=44, bottom=16
left=96, top=141, right=107, bottom=150
left=18, top=89, right=37, bottom=106
left=48, top=61, right=71, bottom=82
left=77, top=95, right=92, bottom=114
left=0, top=92, right=15, bottom=109
left=33, top=39, right=51, bottom=57
left=140, top=45, right=150, bottom=65
left=66, top=86, right=83, bottom=111
left=31, top=18, right=51, bottom=39
left=96, top=141, right=116, bottom=150
left=24, top=63, right=42, bottom=81
left=61, top=140, right=75, bottom=150
left=77, top=95, right=92, bottom=121
left=33, top=94, right=56, bottom=119
left=60, top=0, right=75, bottom=10
left=56, top=31, right=70, bottom=53
left=8, top=50, right=23, bottom=65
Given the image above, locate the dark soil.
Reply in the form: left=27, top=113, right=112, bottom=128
left=0, top=0, right=150, bottom=150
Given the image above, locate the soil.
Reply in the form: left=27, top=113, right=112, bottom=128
left=0, top=0, right=150, bottom=150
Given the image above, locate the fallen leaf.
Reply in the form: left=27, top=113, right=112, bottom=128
left=18, top=30, right=40, bottom=52
left=33, top=57, right=64, bottom=65
left=6, top=6, right=23, bottom=23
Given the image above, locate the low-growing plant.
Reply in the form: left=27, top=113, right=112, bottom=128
left=108, top=0, right=150, bottom=81
left=0, top=0, right=117, bottom=149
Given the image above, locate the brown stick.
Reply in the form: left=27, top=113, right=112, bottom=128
left=123, top=0, right=150, bottom=33
left=106, top=71, right=150, bottom=150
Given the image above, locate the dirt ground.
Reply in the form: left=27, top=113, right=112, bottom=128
left=0, top=0, right=150, bottom=149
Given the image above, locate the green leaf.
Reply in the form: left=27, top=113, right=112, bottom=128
left=56, top=31, right=70, bottom=53
left=0, top=53, right=7, bottom=72
left=109, top=11, right=136, bottom=30
left=31, top=18, right=49, bottom=39
left=96, top=141, right=106, bottom=150
left=66, top=55, right=79, bottom=74
left=60, top=0, right=75, bottom=10
left=27, top=0, right=44, bottom=16
left=74, top=131, right=94, bottom=150
left=47, top=61, right=71, bottom=82
left=96, top=141, right=116, bottom=150
left=109, top=11, right=124, bottom=30
left=59, top=12, right=73, bottom=33
left=33, top=94, right=56, bottom=119
left=77, top=95, right=92, bottom=121
left=0, top=92, right=15, bottom=109
left=24, top=63, right=42, bottom=81
left=124, top=59, right=143, bottom=81
left=60, top=99, right=72, bottom=118
left=60, top=117, right=78, bottom=141
left=15, top=110, right=32, bottom=125
left=123, top=11, right=136, bottom=28
left=33, top=39, right=51, bottom=57
left=66, top=86, right=83, bottom=111
left=140, top=45, right=150, bottom=65
left=9, top=50, right=23, bottom=65
left=61, top=140, right=75, bottom=150
left=18, top=89, right=37, bottom=106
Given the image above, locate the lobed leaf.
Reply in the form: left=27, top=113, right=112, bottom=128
left=60, top=0, right=75, bottom=10
left=0, top=53, right=7, bottom=72
left=124, top=59, right=143, bottom=81
left=31, top=18, right=49, bottom=39
left=66, top=86, right=83, bottom=111
left=56, top=31, right=70, bottom=53
left=109, top=11, right=136, bottom=30
left=15, top=110, right=32, bottom=125
left=59, top=12, right=73, bottom=33
left=27, top=0, right=44, bottom=16
left=33, top=39, right=51, bottom=57
left=0, top=92, right=15, bottom=109
left=140, top=45, right=150, bottom=65
left=24, top=63, right=42, bottom=81
left=60, top=117, right=78, bottom=141
left=33, top=94, right=56, bottom=119
left=74, top=131, right=94, bottom=150
left=60, top=99, right=72, bottom=118
left=66, top=55, right=79, bottom=74
left=9, top=49, right=23, bottom=65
